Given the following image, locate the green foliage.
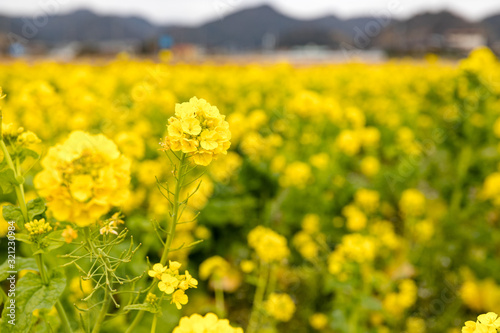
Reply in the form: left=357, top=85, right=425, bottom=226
left=0, top=271, right=66, bottom=332
left=0, top=168, right=18, bottom=194
left=27, top=198, right=46, bottom=221
left=123, top=303, right=159, bottom=314
left=0, top=257, right=38, bottom=282
left=2, top=205, right=23, bottom=225
left=33, top=230, right=66, bottom=255
left=18, top=148, right=39, bottom=164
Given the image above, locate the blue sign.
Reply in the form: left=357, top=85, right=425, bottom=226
left=159, top=35, right=174, bottom=49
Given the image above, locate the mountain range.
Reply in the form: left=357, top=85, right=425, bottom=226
left=0, top=5, right=498, bottom=52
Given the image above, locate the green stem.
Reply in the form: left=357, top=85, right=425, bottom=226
left=215, top=283, right=226, bottom=317
left=160, top=152, right=186, bottom=265
left=35, top=254, right=49, bottom=285
left=450, top=145, right=472, bottom=215
left=247, top=261, right=269, bottom=333
left=265, top=264, right=277, bottom=299
left=0, top=139, right=15, bottom=171
left=92, top=290, right=111, bottom=333
left=2, top=139, right=73, bottom=332
left=125, top=311, right=145, bottom=333
left=56, top=300, right=74, bottom=333
left=348, top=310, right=359, bottom=333
left=82, top=228, right=113, bottom=333
left=0, top=140, right=28, bottom=227
left=126, top=152, right=187, bottom=332
left=151, top=314, right=158, bottom=333
left=14, top=186, right=28, bottom=224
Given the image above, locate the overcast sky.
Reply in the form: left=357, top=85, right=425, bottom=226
left=1, top=0, right=500, bottom=25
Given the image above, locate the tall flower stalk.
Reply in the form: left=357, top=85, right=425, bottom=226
left=126, top=97, right=231, bottom=332
left=0, top=106, right=73, bottom=333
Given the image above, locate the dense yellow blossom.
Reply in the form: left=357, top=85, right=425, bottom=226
left=279, top=161, right=312, bottom=189
left=61, top=225, right=78, bottom=243
left=462, top=312, right=500, bottom=333
left=460, top=277, right=500, bottom=314
left=209, top=151, right=242, bottom=183
left=148, top=261, right=197, bottom=308
left=301, top=214, right=321, bottom=233
left=342, top=205, right=368, bottom=231
left=173, top=313, right=243, bottom=333
left=248, top=226, right=290, bottom=263
left=2, top=123, right=41, bottom=149
left=354, top=189, right=380, bottom=213
left=399, top=189, right=426, bottom=218
left=328, top=233, right=378, bottom=278
left=240, top=260, right=255, bottom=273
left=34, top=131, right=130, bottom=226
left=199, top=256, right=231, bottom=280
left=264, top=293, right=296, bottom=322
left=293, top=231, right=319, bottom=260
left=309, top=313, right=329, bottom=330
left=25, top=218, right=52, bottom=240
left=406, top=317, right=426, bottom=333
left=160, top=97, right=231, bottom=166
left=360, top=156, right=380, bottom=177
left=481, top=173, right=500, bottom=205
left=383, top=279, right=418, bottom=316
left=336, top=129, right=361, bottom=156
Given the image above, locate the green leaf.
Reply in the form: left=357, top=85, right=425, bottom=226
left=27, top=198, right=46, bottom=221
left=0, top=262, right=56, bottom=332
left=0, top=168, right=17, bottom=194
left=33, top=230, right=66, bottom=255
left=0, top=257, right=38, bottom=281
left=123, top=303, right=159, bottom=313
left=15, top=233, right=33, bottom=245
left=18, top=148, right=39, bottom=164
left=17, top=271, right=66, bottom=313
left=2, top=205, right=24, bottom=225
left=0, top=271, right=66, bottom=332
left=0, top=309, right=37, bottom=333
left=360, top=295, right=382, bottom=311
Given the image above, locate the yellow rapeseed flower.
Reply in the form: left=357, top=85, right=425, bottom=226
left=171, top=289, right=189, bottom=310
left=173, top=313, right=243, bottom=333
left=461, top=312, right=500, bottom=333
left=199, top=256, right=231, bottom=280
left=160, top=97, right=231, bottom=166
left=248, top=226, right=290, bottom=263
left=34, top=131, right=131, bottom=227
left=264, top=293, right=296, bottom=322
left=399, top=189, right=426, bottom=218
left=25, top=218, right=52, bottom=241
left=309, top=313, right=329, bottom=330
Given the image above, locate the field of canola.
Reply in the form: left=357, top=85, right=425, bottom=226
left=1, top=48, right=500, bottom=333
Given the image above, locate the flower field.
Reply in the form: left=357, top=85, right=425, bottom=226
left=1, top=48, right=500, bottom=332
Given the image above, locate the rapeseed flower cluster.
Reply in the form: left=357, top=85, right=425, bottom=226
left=248, top=226, right=290, bottom=263
left=160, top=97, right=231, bottom=166
left=25, top=218, right=52, bottom=241
left=328, top=233, right=377, bottom=279
left=173, top=313, right=243, bottom=333
left=293, top=214, right=324, bottom=260
left=2, top=123, right=41, bottom=149
left=34, top=131, right=130, bottom=226
left=148, top=261, right=198, bottom=309
left=264, top=293, right=296, bottom=322
left=399, top=189, right=426, bottom=217
left=462, top=312, right=500, bottom=333
left=382, top=279, right=418, bottom=316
